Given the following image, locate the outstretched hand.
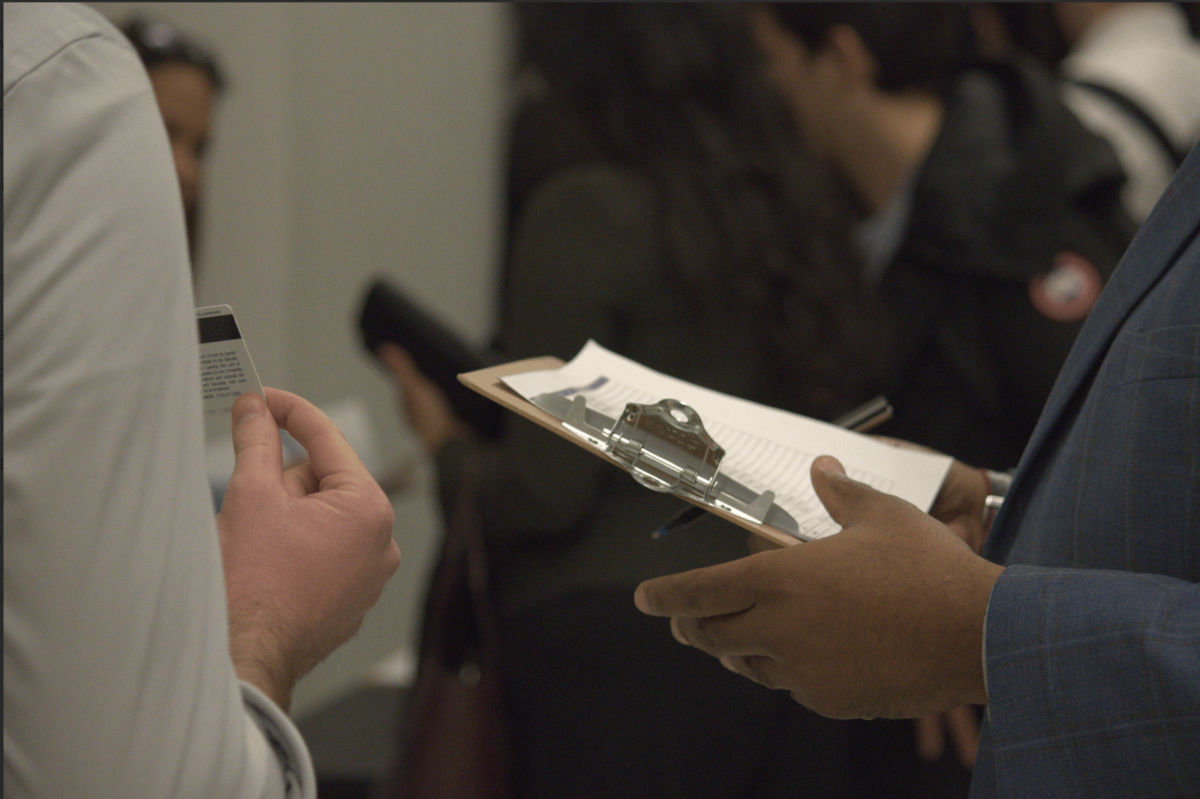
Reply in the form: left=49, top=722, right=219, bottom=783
left=216, top=389, right=401, bottom=711
left=635, top=456, right=1003, bottom=720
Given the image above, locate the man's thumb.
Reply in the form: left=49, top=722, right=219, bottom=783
left=811, top=455, right=874, bottom=528
left=229, top=392, right=282, bottom=477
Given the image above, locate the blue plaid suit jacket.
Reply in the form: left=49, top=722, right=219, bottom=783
left=973, top=144, right=1200, bottom=797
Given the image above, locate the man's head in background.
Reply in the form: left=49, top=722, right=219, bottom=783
left=121, top=18, right=226, bottom=267
left=749, top=3, right=973, bottom=214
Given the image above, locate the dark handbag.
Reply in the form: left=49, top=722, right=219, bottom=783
left=384, top=458, right=514, bottom=799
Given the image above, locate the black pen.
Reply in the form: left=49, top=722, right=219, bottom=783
left=651, top=503, right=706, bottom=539
left=832, top=395, right=893, bottom=433
left=649, top=395, right=892, bottom=538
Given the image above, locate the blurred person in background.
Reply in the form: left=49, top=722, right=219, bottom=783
left=752, top=2, right=1135, bottom=472
left=971, top=3, right=1200, bottom=222
left=381, top=4, right=887, bottom=797
left=121, top=17, right=226, bottom=269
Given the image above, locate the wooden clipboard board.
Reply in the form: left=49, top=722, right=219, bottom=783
left=459, top=357, right=798, bottom=547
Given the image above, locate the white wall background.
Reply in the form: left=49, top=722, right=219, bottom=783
left=90, top=2, right=512, bottom=717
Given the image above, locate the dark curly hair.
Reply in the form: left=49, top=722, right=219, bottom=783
left=509, top=3, right=889, bottom=419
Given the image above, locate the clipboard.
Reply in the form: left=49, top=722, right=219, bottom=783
left=459, top=357, right=891, bottom=548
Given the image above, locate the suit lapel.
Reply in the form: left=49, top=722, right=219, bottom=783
left=986, top=144, right=1200, bottom=554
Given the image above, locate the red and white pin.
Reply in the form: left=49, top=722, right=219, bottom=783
left=1029, top=251, right=1103, bottom=322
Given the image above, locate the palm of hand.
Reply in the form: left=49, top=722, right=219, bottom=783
left=640, top=458, right=1002, bottom=721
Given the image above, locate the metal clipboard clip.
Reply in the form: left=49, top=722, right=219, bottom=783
left=530, top=393, right=801, bottom=538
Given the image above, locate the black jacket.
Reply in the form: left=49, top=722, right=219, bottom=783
left=876, top=58, right=1137, bottom=468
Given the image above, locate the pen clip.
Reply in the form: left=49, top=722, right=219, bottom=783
left=832, top=396, right=892, bottom=433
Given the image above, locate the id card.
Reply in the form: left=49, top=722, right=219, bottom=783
left=197, top=305, right=264, bottom=439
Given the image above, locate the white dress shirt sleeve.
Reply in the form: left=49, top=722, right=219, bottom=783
left=4, top=5, right=315, bottom=797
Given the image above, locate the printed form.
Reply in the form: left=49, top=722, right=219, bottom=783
left=502, top=340, right=952, bottom=540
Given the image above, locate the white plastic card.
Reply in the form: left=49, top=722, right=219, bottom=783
left=196, top=304, right=264, bottom=441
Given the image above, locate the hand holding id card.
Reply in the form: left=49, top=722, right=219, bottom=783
left=197, top=305, right=264, bottom=442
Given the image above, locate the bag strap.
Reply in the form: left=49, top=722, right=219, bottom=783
left=389, top=447, right=515, bottom=799
left=455, top=451, right=507, bottom=669
left=410, top=448, right=499, bottom=664
left=1070, top=78, right=1188, bottom=167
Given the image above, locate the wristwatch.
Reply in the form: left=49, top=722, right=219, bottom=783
left=982, top=469, right=1013, bottom=531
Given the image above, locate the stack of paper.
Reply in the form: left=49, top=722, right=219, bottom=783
left=499, top=341, right=952, bottom=540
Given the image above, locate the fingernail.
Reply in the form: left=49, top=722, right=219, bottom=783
left=813, top=456, right=845, bottom=476
left=232, top=392, right=266, bottom=426
left=633, top=585, right=650, bottom=614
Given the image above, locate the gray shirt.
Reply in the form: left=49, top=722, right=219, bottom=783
left=4, top=5, right=313, bottom=797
